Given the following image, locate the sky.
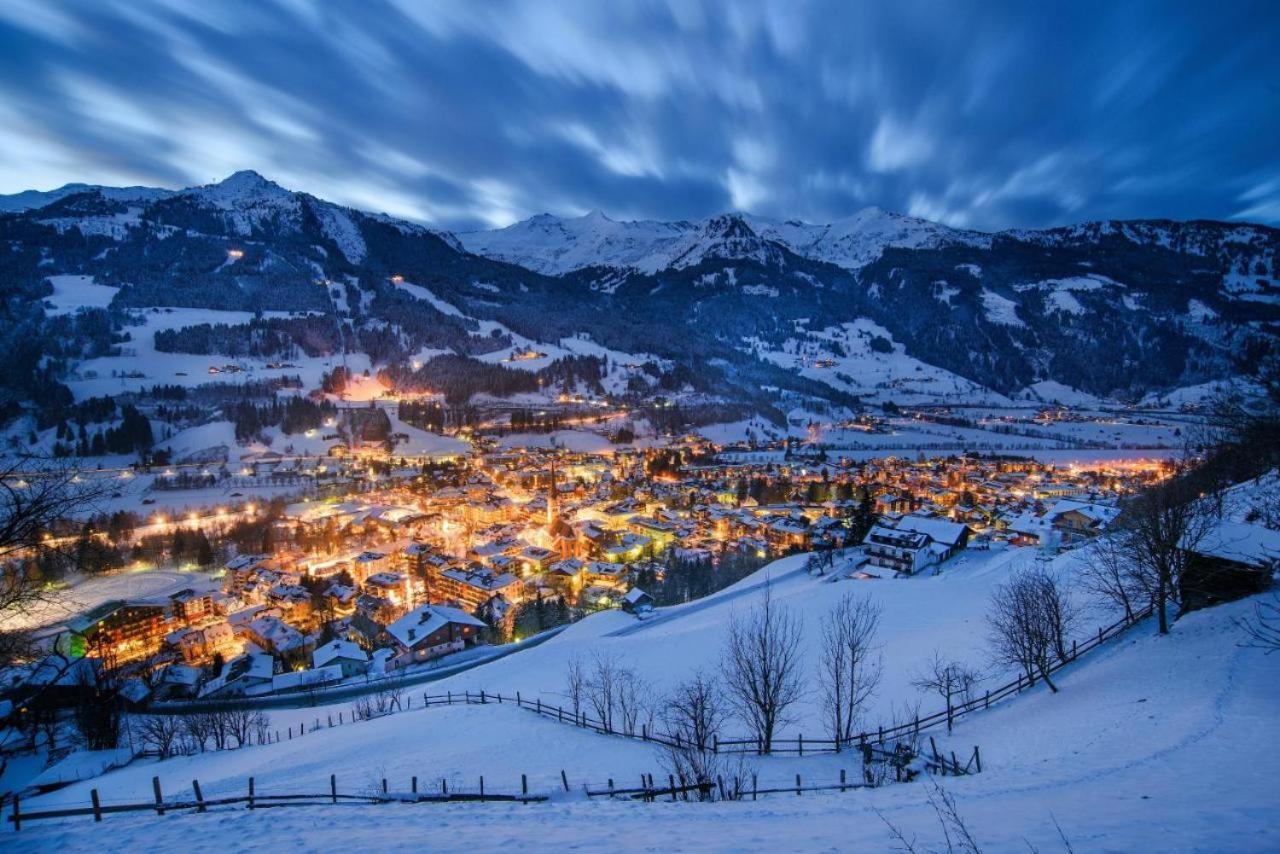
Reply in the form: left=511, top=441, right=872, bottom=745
left=0, top=0, right=1278, bottom=232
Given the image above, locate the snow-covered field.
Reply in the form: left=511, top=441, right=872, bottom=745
left=9, top=585, right=1276, bottom=851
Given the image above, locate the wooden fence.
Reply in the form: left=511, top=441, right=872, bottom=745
left=9, top=749, right=982, bottom=831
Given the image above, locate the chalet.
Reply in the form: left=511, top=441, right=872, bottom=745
left=621, top=587, right=654, bottom=614
left=243, top=616, right=310, bottom=658
left=1181, top=521, right=1280, bottom=610
left=198, top=653, right=275, bottom=698
left=386, top=604, right=486, bottom=667
left=312, top=639, right=370, bottom=677
left=863, top=525, right=934, bottom=575
left=1046, top=500, right=1121, bottom=543
left=892, top=515, right=971, bottom=562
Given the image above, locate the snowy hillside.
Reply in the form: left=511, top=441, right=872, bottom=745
left=9, top=557, right=1276, bottom=851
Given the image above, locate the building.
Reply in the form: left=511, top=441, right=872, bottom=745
left=385, top=604, right=487, bottom=667
left=66, top=601, right=169, bottom=664
left=312, top=639, right=371, bottom=677
left=863, top=525, right=934, bottom=575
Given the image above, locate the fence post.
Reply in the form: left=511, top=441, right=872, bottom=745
left=11, top=795, right=19, bottom=832
left=607, top=778, right=614, bottom=795
left=153, top=776, right=165, bottom=816
left=717, top=776, right=726, bottom=801
left=481, top=690, right=486, bottom=704
left=798, top=734, right=804, bottom=756
left=516, top=691, right=522, bottom=705
left=522, top=774, right=528, bottom=798
left=382, top=778, right=388, bottom=796
left=479, top=776, right=485, bottom=798
left=669, top=774, right=677, bottom=802
left=192, top=779, right=205, bottom=813
left=331, top=774, right=337, bottom=804
left=442, top=778, right=448, bottom=796
left=1072, top=639, right=1077, bottom=660
left=537, top=699, right=542, bottom=714
left=795, top=773, right=802, bottom=796
left=984, top=690, right=990, bottom=710
left=713, top=734, right=719, bottom=754
left=752, top=774, right=757, bottom=802
left=840, top=769, right=846, bottom=793
left=91, top=788, right=103, bottom=822
left=248, top=776, right=255, bottom=810
left=561, top=770, right=570, bottom=792
left=974, top=746, right=982, bottom=773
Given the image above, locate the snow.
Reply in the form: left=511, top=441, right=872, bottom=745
left=1018, top=380, right=1102, bottom=407
left=981, top=289, right=1024, bottom=328
left=749, top=319, right=1012, bottom=405
left=10, top=577, right=1277, bottom=851
left=315, top=206, right=367, bottom=264
left=459, top=207, right=987, bottom=276
left=43, top=275, right=119, bottom=315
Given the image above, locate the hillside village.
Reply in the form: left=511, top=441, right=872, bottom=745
left=16, top=443, right=1193, bottom=705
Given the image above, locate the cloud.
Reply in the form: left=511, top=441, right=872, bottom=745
left=0, top=0, right=1276, bottom=229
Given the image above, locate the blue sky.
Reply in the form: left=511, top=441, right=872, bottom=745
left=0, top=0, right=1277, bottom=231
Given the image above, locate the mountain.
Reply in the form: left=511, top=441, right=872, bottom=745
left=1, top=171, right=1277, bottom=427
left=458, top=206, right=979, bottom=275
left=0, top=182, right=174, bottom=213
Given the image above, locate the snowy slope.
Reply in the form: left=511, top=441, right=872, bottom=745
left=10, top=576, right=1275, bottom=851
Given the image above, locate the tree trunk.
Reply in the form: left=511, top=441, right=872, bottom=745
left=1039, top=665, right=1058, bottom=693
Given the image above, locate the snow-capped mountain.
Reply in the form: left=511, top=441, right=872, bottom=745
left=2, top=171, right=1277, bottom=414
left=0, top=182, right=174, bottom=212
left=459, top=206, right=983, bottom=275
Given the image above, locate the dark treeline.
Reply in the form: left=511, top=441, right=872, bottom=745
left=226, top=396, right=337, bottom=442
left=633, top=549, right=772, bottom=607
left=154, top=315, right=343, bottom=358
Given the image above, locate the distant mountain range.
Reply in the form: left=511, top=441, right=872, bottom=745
left=2, top=171, right=1277, bottom=421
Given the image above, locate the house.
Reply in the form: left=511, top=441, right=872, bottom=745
left=385, top=604, right=487, bottom=667
left=1046, top=500, right=1121, bottom=543
left=312, top=639, right=370, bottom=677
left=1181, top=521, right=1280, bottom=610
left=892, top=515, right=972, bottom=561
left=863, top=525, right=934, bottom=575
left=621, top=587, right=654, bottom=614
left=198, top=653, right=275, bottom=698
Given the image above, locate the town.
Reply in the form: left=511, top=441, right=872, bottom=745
left=43, top=435, right=1170, bottom=705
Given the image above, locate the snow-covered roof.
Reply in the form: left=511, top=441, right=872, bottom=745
left=893, top=515, right=969, bottom=546
left=386, top=604, right=486, bottom=649
left=313, top=639, right=369, bottom=669
left=1187, top=521, right=1280, bottom=568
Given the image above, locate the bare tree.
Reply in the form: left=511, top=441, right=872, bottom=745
left=0, top=461, right=111, bottom=669
left=615, top=667, right=653, bottom=736
left=988, top=567, right=1073, bottom=693
left=661, top=670, right=728, bottom=799
left=181, top=711, right=214, bottom=752
left=564, top=655, right=586, bottom=717
left=226, top=707, right=269, bottom=748
left=1081, top=530, right=1145, bottom=621
left=1112, top=480, right=1216, bottom=634
left=1238, top=594, right=1280, bottom=652
left=722, top=583, right=805, bottom=753
left=134, top=714, right=184, bottom=759
left=910, top=650, right=979, bottom=733
left=585, top=652, right=621, bottom=732
left=818, top=592, right=882, bottom=748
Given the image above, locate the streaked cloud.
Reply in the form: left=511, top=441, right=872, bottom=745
left=0, top=0, right=1275, bottom=230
